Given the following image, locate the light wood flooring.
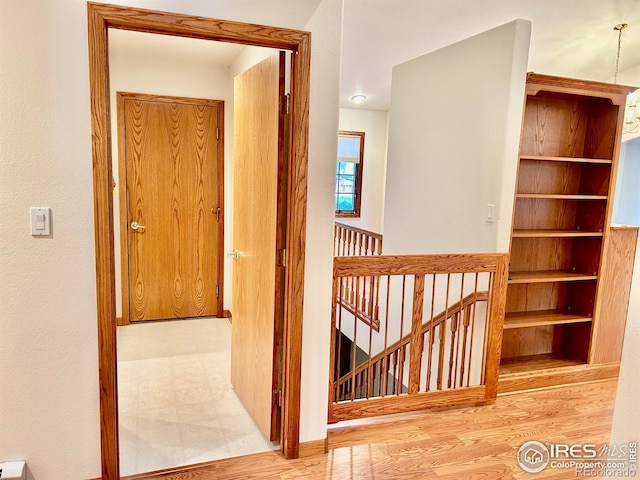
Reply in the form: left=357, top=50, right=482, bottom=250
left=123, top=379, right=618, bottom=479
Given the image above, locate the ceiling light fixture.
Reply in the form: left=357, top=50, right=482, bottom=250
left=613, top=23, right=640, bottom=134
left=350, top=94, right=367, bottom=104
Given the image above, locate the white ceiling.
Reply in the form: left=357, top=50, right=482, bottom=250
left=341, top=0, right=640, bottom=110
left=109, top=0, right=640, bottom=112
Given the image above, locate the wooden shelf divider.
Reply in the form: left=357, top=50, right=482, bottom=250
left=508, top=270, right=598, bottom=284
left=515, top=193, right=608, bottom=200
left=512, top=229, right=603, bottom=238
left=504, top=309, right=592, bottom=329
left=519, top=154, right=612, bottom=164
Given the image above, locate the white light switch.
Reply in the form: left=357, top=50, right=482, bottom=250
left=486, top=203, right=496, bottom=224
left=30, top=207, right=51, bottom=236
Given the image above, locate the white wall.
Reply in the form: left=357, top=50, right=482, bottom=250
left=0, top=0, right=340, bottom=478
left=338, top=108, right=388, bottom=233
left=383, top=20, right=530, bottom=255
left=613, top=138, right=640, bottom=226
left=298, top=0, right=343, bottom=443
left=0, top=1, right=100, bottom=478
left=108, top=30, right=235, bottom=315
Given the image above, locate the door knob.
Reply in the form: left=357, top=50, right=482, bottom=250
left=227, top=249, right=238, bottom=259
left=131, top=221, right=146, bottom=231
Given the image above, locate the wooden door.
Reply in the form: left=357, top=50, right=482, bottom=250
left=231, top=53, right=286, bottom=441
left=118, top=93, right=224, bottom=322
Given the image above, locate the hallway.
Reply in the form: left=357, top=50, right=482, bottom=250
left=117, top=317, right=276, bottom=475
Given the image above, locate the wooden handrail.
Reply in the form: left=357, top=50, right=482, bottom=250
left=336, top=291, right=488, bottom=386
left=335, top=221, right=383, bottom=242
left=334, top=221, right=383, bottom=257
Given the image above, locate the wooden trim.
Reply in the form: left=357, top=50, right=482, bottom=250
left=330, top=386, right=487, bottom=422
left=497, top=362, right=620, bottom=395
left=222, top=309, right=232, bottom=319
left=526, top=72, right=637, bottom=101
left=334, top=253, right=507, bottom=277
left=483, top=256, right=508, bottom=399
left=115, top=91, right=226, bottom=322
left=590, top=226, right=639, bottom=363
left=335, top=130, right=365, bottom=217
left=280, top=29, right=311, bottom=460
left=88, top=3, right=311, bottom=476
left=116, top=93, right=129, bottom=325
left=298, top=438, right=329, bottom=457
left=88, top=4, right=119, bottom=478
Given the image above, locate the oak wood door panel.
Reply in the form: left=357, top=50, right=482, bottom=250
left=231, top=54, right=283, bottom=441
left=120, top=94, right=222, bottom=321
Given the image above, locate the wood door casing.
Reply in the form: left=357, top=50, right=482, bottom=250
left=89, top=5, right=311, bottom=473
left=117, top=92, right=224, bottom=322
left=231, top=54, right=283, bottom=441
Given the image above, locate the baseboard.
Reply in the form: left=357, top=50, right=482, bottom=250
left=223, top=309, right=232, bottom=319
left=498, top=362, right=620, bottom=395
left=298, top=437, right=328, bottom=457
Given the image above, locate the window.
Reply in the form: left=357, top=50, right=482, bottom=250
left=335, top=131, right=364, bottom=217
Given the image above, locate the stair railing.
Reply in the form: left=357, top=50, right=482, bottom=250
left=329, top=253, right=508, bottom=423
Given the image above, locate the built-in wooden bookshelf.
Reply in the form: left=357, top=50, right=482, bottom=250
left=499, top=74, right=636, bottom=389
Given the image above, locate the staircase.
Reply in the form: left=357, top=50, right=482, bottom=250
left=336, top=291, right=488, bottom=402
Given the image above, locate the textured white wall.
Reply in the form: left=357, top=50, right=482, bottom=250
left=338, top=108, right=389, bottom=233
left=299, top=0, right=343, bottom=443
left=0, top=1, right=101, bottom=478
left=383, top=20, right=530, bottom=255
left=0, top=0, right=339, bottom=477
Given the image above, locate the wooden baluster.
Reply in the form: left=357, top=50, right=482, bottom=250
left=397, top=344, right=406, bottom=395
left=459, top=305, right=472, bottom=387
left=349, top=276, right=360, bottom=401
left=391, top=350, right=398, bottom=395
left=409, top=275, right=425, bottom=394
left=380, top=275, right=390, bottom=397
left=447, top=312, right=459, bottom=389
left=480, top=272, right=493, bottom=385
left=398, top=276, right=407, bottom=393
left=436, top=323, right=446, bottom=390
left=435, top=274, right=451, bottom=390
left=334, top=277, right=344, bottom=402
left=366, top=275, right=375, bottom=399
left=451, top=274, right=465, bottom=389
left=466, top=273, right=480, bottom=388
left=425, top=274, right=437, bottom=392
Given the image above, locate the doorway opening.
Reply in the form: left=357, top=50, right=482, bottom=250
left=88, top=3, right=311, bottom=479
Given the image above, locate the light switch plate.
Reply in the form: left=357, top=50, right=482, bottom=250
left=30, top=207, right=52, bottom=236
left=486, top=203, right=496, bottom=224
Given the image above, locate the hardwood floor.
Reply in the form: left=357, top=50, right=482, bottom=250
left=124, top=380, right=618, bottom=479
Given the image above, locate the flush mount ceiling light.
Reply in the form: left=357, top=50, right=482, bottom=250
left=612, top=23, right=640, bottom=133
left=350, top=94, right=367, bottom=104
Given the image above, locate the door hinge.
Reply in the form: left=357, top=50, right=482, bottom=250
left=280, top=93, right=290, bottom=115
left=216, top=127, right=220, bottom=140
left=212, top=207, right=221, bottom=222
left=216, top=285, right=220, bottom=298
left=274, top=389, right=283, bottom=407
left=277, top=248, right=287, bottom=267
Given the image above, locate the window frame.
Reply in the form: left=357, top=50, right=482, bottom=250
left=335, top=130, right=365, bottom=218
